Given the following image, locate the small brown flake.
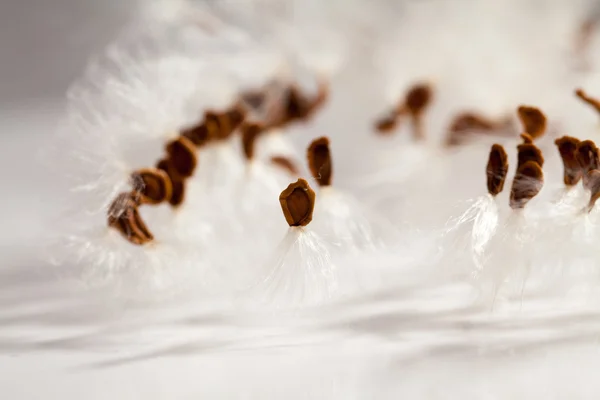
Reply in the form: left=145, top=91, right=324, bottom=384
left=486, top=144, right=509, bottom=196
left=279, top=178, right=316, bottom=227
left=375, top=110, right=400, bottom=134
left=241, top=122, right=264, bottom=161
left=271, top=156, right=299, bottom=176
left=405, top=83, right=433, bottom=140
left=307, top=137, right=332, bottom=187
left=587, top=169, right=600, bottom=210
left=575, top=88, right=600, bottom=115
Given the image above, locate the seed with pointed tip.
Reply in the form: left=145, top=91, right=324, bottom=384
left=486, top=144, right=508, bottom=196
left=271, top=156, right=299, bottom=176
left=241, top=122, right=264, bottom=161
left=575, top=88, right=600, bottom=114
left=307, top=137, right=332, bottom=187
left=279, top=179, right=316, bottom=227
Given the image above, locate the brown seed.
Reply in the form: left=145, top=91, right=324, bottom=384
left=166, top=137, right=197, bottom=178
left=130, top=168, right=173, bottom=205
left=509, top=161, right=544, bottom=209
left=375, top=111, right=400, bottom=134
left=181, top=123, right=211, bottom=147
left=241, top=122, right=264, bottom=161
left=576, top=140, right=600, bottom=189
left=405, top=84, right=432, bottom=115
left=107, top=192, right=154, bottom=245
left=271, top=156, right=299, bottom=176
left=307, top=137, right=333, bottom=187
left=279, top=178, right=316, bottom=227
left=156, top=159, right=186, bottom=207
left=555, top=136, right=582, bottom=186
left=517, top=106, right=547, bottom=139
left=204, top=110, right=222, bottom=140
left=486, top=144, right=509, bottom=196
left=517, top=142, right=545, bottom=170
left=575, top=88, right=600, bottom=114
left=446, top=112, right=511, bottom=146
left=587, top=170, right=600, bottom=210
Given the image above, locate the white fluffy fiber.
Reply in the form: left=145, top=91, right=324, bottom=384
left=41, top=0, right=600, bottom=396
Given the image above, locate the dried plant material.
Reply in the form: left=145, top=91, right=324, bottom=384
left=517, top=106, right=547, bottom=139
left=520, top=133, right=534, bottom=144
left=279, top=178, right=316, bottom=227
left=446, top=112, right=513, bottom=146
left=271, top=156, right=299, bottom=176
left=131, top=168, right=173, bottom=205
left=510, top=161, right=544, bottom=209
left=157, top=159, right=186, bottom=207
left=307, top=137, right=332, bottom=187
left=587, top=170, right=600, bottom=211
left=486, top=144, right=509, bottom=196
left=405, top=83, right=432, bottom=140
left=575, top=88, right=600, bottom=114
left=241, top=122, right=264, bottom=161
left=450, top=112, right=496, bottom=133
left=555, top=136, right=583, bottom=186
left=107, top=192, right=153, bottom=245
left=181, top=123, right=211, bottom=147
left=517, top=142, right=545, bottom=170
left=374, top=111, right=400, bottom=134
left=166, top=136, right=197, bottom=178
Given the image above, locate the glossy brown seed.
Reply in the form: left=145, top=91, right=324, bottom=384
left=279, top=178, right=316, bottom=227
left=517, top=106, right=546, bottom=139
left=575, top=88, right=600, bottom=114
left=107, top=192, right=154, bottom=245
left=587, top=170, right=600, bottom=210
left=181, top=123, right=211, bottom=147
left=517, top=143, right=545, bottom=170
left=486, top=144, right=509, bottom=196
left=271, top=156, right=299, bottom=176
left=307, top=137, right=333, bottom=187
left=131, top=168, right=173, bottom=205
left=166, top=137, right=197, bottom=178
left=156, top=159, right=186, bottom=207
left=510, top=161, right=544, bottom=209
left=555, top=136, right=582, bottom=186
left=241, top=122, right=263, bottom=161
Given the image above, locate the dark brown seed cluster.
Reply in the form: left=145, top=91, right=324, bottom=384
left=374, top=82, right=433, bottom=140
left=107, top=101, right=249, bottom=245
left=307, top=137, right=333, bottom=187
left=486, top=144, right=509, bottom=197
left=279, top=179, right=316, bottom=227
